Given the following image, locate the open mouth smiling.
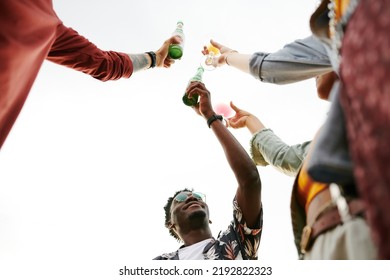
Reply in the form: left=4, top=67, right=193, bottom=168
left=183, top=201, right=203, bottom=210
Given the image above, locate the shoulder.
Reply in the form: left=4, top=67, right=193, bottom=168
left=153, top=250, right=178, bottom=260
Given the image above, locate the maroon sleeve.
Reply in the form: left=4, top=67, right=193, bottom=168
left=47, top=23, right=133, bottom=81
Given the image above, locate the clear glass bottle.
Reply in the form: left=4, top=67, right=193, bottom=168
left=182, top=66, right=204, bottom=106
left=169, top=21, right=184, bottom=60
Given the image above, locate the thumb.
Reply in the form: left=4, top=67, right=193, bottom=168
left=230, top=101, right=240, bottom=113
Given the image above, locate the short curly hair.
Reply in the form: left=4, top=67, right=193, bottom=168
left=164, top=188, right=193, bottom=242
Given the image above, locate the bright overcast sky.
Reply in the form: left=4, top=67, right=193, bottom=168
left=0, top=0, right=334, bottom=279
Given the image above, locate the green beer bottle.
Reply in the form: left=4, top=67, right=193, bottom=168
left=183, top=66, right=205, bottom=106
left=168, top=21, right=184, bottom=60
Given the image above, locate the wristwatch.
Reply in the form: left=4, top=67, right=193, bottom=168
left=207, top=114, right=223, bottom=128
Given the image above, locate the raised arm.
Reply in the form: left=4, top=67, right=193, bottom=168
left=228, top=102, right=310, bottom=176
left=203, top=35, right=333, bottom=85
left=47, top=23, right=180, bottom=81
left=186, top=82, right=261, bottom=228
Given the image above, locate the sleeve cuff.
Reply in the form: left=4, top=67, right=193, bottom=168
left=249, top=128, right=272, bottom=166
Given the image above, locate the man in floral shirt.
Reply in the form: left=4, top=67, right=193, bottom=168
left=154, top=82, right=263, bottom=260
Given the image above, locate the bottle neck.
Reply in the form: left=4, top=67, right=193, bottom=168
left=176, top=21, right=183, bottom=29
left=192, top=67, right=204, bottom=81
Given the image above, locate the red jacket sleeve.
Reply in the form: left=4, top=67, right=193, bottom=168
left=47, top=23, right=133, bottom=81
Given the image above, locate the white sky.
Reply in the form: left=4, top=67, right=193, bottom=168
left=0, top=0, right=340, bottom=278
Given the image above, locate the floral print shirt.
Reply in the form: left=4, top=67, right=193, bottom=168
left=153, top=198, right=263, bottom=260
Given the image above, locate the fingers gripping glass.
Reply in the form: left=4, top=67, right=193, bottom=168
left=174, top=192, right=206, bottom=203
left=200, top=44, right=220, bottom=71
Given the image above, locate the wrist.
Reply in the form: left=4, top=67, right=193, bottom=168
left=247, top=117, right=265, bottom=134
left=225, top=50, right=238, bottom=65
left=203, top=110, right=216, bottom=121
left=207, top=114, right=223, bottom=128
left=145, top=51, right=156, bottom=68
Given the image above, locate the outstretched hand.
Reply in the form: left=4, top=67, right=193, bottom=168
left=202, top=39, right=238, bottom=68
left=228, top=102, right=265, bottom=134
left=155, top=36, right=182, bottom=68
left=227, top=102, right=253, bottom=128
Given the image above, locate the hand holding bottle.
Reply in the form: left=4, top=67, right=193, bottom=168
left=182, top=66, right=205, bottom=106
left=185, top=81, right=215, bottom=119
left=154, top=36, right=182, bottom=68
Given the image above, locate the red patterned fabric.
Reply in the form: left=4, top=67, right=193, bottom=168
left=0, top=0, right=133, bottom=149
left=340, top=0, right=390, bottom=259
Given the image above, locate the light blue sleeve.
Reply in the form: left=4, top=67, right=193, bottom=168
left=250, top=128, right=311, bottom=177
left=249, top=35, right=333, bottom=84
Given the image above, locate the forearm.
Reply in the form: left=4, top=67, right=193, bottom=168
left=210, top=118, right=261, bottom=228
left=128, top=53, right=153, bottom=72
left=48, top=24, right=133, bottom=81
left=211, top=120, right=259, bottom=183
left=250, top=129, right=311, bottom=176
left=246, top=115, right=266, bottom=135
left=225, top=53, right=251, bottom=74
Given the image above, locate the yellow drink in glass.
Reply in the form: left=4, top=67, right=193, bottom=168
left=207, top=44, right=220, bottom=55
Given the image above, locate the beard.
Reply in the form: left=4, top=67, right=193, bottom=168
left=188, top=209, right=207, bottom=227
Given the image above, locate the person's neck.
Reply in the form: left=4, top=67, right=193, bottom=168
left=181, top=228, right=213, bottom=247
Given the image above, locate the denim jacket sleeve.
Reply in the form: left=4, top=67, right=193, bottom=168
left=249, top=35, right=333, bottom=84
left=250, top=128, right=311, bottom=177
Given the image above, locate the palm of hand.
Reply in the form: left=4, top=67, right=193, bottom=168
left=228, top=113, right=248, bottom=128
